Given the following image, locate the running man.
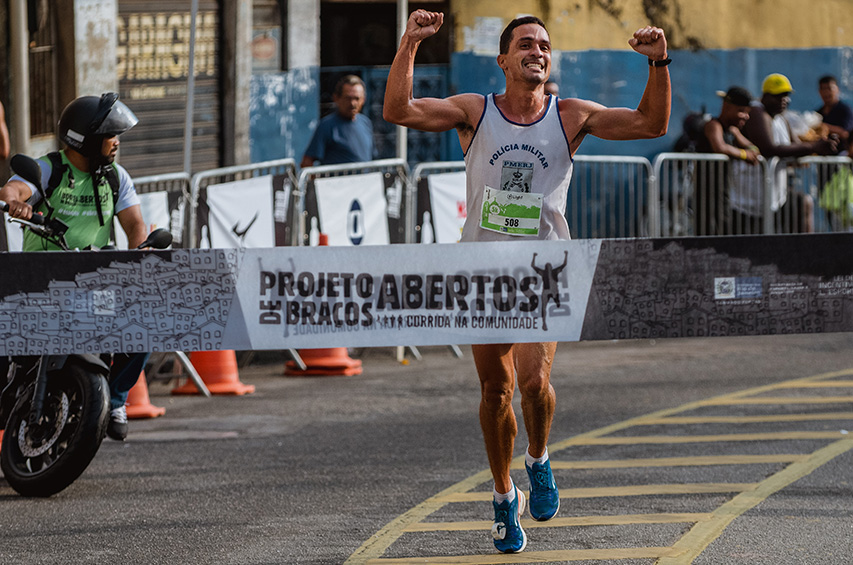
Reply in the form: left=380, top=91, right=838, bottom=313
left=384, top=11, right=670, bottom=553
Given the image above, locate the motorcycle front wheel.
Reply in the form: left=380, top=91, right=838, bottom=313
left=1, top=359, right=110, bottom=497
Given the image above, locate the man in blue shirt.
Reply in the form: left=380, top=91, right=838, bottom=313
left=300, top=75, right=374, bottom=168
left=816, top=75, right=853, bottom=152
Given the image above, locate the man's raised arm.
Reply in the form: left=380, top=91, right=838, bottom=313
left=578, top=26, right=671, bottom=142
left=383, top=10, right=476, bottom=135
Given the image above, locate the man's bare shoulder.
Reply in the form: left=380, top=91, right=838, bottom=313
left=447, top=93, right=486, bottom=131
left=450, top=92, right=485, bottom=114
left=557, top=97, right=605, bottom=113
left=556, top=98, right=604, bottom=139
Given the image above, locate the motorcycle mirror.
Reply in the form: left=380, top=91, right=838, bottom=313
left=10, top=154, right=47, bottom=199
left=137, top=228, right=173, bottom=250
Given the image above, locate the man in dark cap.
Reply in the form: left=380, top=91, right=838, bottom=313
left=692, top=86, right=759, bottom=234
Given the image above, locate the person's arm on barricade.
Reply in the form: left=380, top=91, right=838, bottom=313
left=705, top=119, right=759, bottom=164
left=744, top=103, right=837, bottom=158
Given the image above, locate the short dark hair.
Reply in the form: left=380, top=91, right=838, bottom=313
left=499, top=16, right=548, bottom=55
left=334, top=74, right=365, bottom=97
left=819, top=75, right=838, bottom=86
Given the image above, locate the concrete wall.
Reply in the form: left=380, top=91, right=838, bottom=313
left=453, top=0, right=853, bottom=52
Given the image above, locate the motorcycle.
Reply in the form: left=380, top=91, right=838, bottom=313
left=0, top=154, right=172, bottom=496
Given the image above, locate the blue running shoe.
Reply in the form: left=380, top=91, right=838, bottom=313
left=526, top=459, right=560, bottom=521
left=491, top=487, right=527, bottom=553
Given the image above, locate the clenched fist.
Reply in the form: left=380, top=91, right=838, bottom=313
left=628, top=26, right=668, bottom=61
left=405, top=10, right=444, bottom=42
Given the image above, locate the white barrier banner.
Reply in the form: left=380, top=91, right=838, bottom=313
left=427, top=171, right=467, bottom=243
left=206, top=176, right=275, bottom=248
left=235, top=240, right=599, bottom=349
left=314, top=173, right=389, bottom=246
left=114, top=190, right=171, bottom=250
left=3, top=219, right=23, bottom=252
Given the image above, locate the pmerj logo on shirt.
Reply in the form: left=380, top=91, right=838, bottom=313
left=500, top=161, right=533, bottom=193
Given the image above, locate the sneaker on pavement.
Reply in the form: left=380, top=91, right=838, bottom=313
left=491, top=487, right=527, bottom=553
left=526, top=459, right=560, bottom=521
left=107, top=406, right=128, bottom=441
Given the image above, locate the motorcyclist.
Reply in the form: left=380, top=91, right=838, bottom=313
left=0, top=93, right=148, bottom=441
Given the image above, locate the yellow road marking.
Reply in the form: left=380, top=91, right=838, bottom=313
left=702, top=395, right=853, bottom=405
left=404, top=512, right=712, bottom=532
left=570, top=430, right=848, bottom=445
left=656, top=437, right=853, bottom=565
left=345, top=367, right=853, bottom=564
left=774, top=380, right=853, bottom=388
left=434, top=483, right=757, bottom=503
left=518, top=454, right=806, bottom=470
left=367, top=546, right=681, bottom=564
left=638, top=412, right=853, bottom=425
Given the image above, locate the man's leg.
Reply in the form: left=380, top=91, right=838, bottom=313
left=106, top=352, right=150, bottom=440
left=516, top=341, right=561, bottom=521
left=472, top=343, right=517, bottom=494
left=473, top=343, right=527, bottom=553
left=515, top=341, right=557, bottom=457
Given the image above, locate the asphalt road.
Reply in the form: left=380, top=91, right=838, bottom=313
left=3, top=333, right=853, bottom=564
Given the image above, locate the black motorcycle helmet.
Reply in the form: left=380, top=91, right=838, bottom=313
left=58, top=92, right=138, bottom=162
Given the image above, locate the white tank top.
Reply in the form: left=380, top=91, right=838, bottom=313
left=461, top=93, right=574, bottom=242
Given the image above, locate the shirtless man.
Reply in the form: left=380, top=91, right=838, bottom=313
left=384, top=11, right=670, bottom=553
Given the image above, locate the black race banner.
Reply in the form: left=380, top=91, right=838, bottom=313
left=1, top=235, right=852, bottom=355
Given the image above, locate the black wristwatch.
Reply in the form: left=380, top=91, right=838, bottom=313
left=649, top=57, right=672, bottom=67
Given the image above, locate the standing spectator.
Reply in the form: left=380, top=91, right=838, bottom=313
left=0, top=100, right=10, bottom=160
left=816, top=75, right=853, bottom=148
left=384, top=10, right=670, bottom=554
left=740, top=73, right=838, bottom=233
left=300, top=75, right=374, bottom=168
left=693, top=86, right=759, bottom=234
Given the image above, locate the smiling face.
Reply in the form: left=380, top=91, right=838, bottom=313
left=497, top=23, right=551, bottom=85
left=721, top=102, right=751, bottom=130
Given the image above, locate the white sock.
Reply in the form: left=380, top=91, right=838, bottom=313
left=526, top=446, right=549, bottom=467
left=493, top=481, right=516, bottom=504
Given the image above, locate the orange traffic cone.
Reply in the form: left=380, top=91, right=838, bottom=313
left=284, top=348, right=362, bottom=377
left=126, top=371, right=166, bottom=419
left=171, top=350, right=255, bottom=395
left=285, top=232, right=362, bottom=377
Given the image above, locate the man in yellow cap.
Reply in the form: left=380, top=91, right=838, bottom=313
left=739, top=73, right=838, bottom=233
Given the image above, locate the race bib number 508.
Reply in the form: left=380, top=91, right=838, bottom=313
left=479, top=186, right=542, bottom=236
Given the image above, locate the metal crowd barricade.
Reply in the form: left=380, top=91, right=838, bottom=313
left=777, top=155, right=853, bottom=233
left=409, top=160, right=466, bottom=244
left=296, top=159, right=414, bottom=362
left=569, top=155, right=653, bottom=239
left=187, top=158, right=303, bottom=370
left=295, top=158, right=410, bottom=246
left=133, top=171, right=192, bottom=247
left=131, top=171, right=211, bottom=395
left=652, top=152, right=771, bottom=237
left=407, top=161, right=467, bottom=359
left=189, top=158, right=300, bottom=248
